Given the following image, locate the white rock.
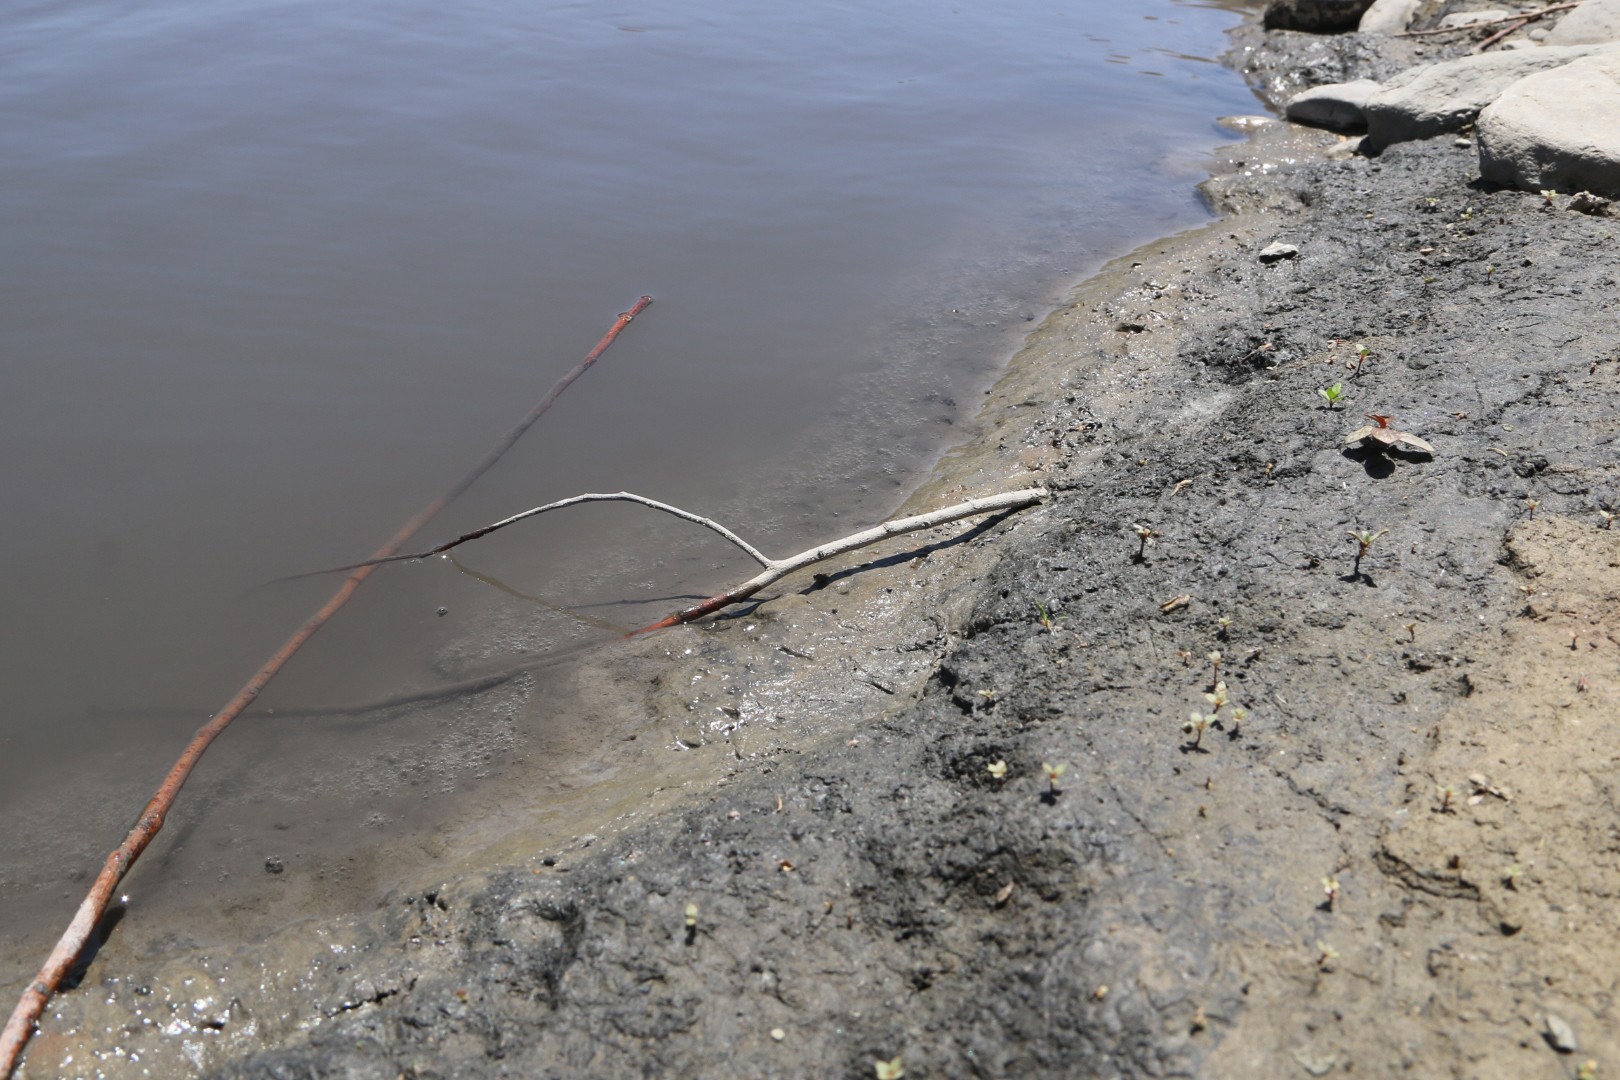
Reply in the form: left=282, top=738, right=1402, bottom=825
left=1544, top=1013, right=1578, bottom=1053
left=1259, top=242, right=1300, bottom=263
left=1478, top=50, right=1620, bottom=197
left=1359, top=0, right=1422, bottom=34
left=1365, top=44, right=1615, bottom=146
left=1547, top=0, right=1620, bottom=45
left=1286, top=79, right=1382, bottom=129
left=1439, top=10, right=1509, bottom=29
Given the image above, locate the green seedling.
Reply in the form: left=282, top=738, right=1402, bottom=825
left=1316, top=941, right=1340, bottom=971
left=1503, top=864, right=1524, bottom=891
left=1034, top=601, right=1060, bottom=635
left=1216, top=615, right=1232, bottom=639
left=1540, top=189, right=1557, bottom=205
left=1317, top=382, right=1345, bottom=409
left=1437, top=784, right=1459, bottom=813
left=986, top=760, right=1009, bottom=781
left=1183, top=712, right=1211, bottom=750
left=875, top=1057, right=906, bottom=1080
left=1228, top=706, right=1246, bottom=738
left=1042, top=762, right=1067, bottom=795
left=1345, top=414, right=1435, bottom=454
left=1524, top=494, right=1540, bottom=520
left=1132, top=523, right=1160, bottom=563
left=1203, top=681, right=1229, bottom=712
left=1351, top=343, right=1373, bottom=375
left=1576, top=1059, right=1598, bottom=1080
left=1600, top=509, right=1616, bottom=530
left=1206, top=650, right=1222, bottom=688
left=1347, top=529, right=1387, bottom=580
left=1321, top=875, right=1340, bottom=911
left=684, top=902, right=699, bottom=928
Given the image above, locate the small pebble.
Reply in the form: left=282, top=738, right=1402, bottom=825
left=436, top=606, right=449, bottom=616
left=1545, top=1013, right=1578, bottom=1053
left=770, top=1028, right=786, bottom=1041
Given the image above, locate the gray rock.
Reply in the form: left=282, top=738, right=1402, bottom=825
left=1259, top=242, right=1301, bottom=262
left=1286, top=78, right=1383, bottom=129
left=1359, top=0, right=1422, bottom=34
left=1477, top=51, right=1620, bottom=197
left=1543, top=1013, right=1578, bottom=1053
left=1264, top=0, right=1376, bottom=33
left=1365, top=44, right=1613, bottom=146
left=1546, top=0, right=1620, bottom=45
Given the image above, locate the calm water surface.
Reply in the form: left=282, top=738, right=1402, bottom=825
left=0, top=0, right=1260, bottom=974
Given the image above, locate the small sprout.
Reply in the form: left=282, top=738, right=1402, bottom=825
left=1042, top=762, right=1068, bottom=794
left=1034, top=600, right=1060, bottom=635
left=1316, top=941, right=1340, bottom=971
left=875, top=1056, right=906, bottom=1080
left=1600, top=508, right=1616, bottom=529
left=1092, top=985, right=1109, bottom=1001
left=684, top=902, right=699, bottom=928
left=1206, top=650, right=1222, bottom=686
left=1524, top=494, right=1540, bottom=520
left=1348, top=529, right=1387, bottom=560
left=1317, top=382, right=1345, bottom=409
left=1352, top=343, right=1373, bottom=374
left=1424, top=197, right=1438, bottom=207
left=1486, top=265, right=1495, bottom=275
left=1345, top=414, right=1435, bottom=455
left=1203, top=681, right=1229, bottom=712
left=1346, top=528, right=1387, bottom=580
left=986, top=760, right=1009, bottom=781
left=1321, top=875, right=1340, bottom=910
left=1577, top=1059, right=1599, bottom=1080
left=1438, top=784, right=1459, bottom=813
left=1217, top=614, right=1232, bottom=638
left=1229, top=706, right=1247, bottom=737
left=1504, top=864, right=1524, bottom=891
left=1423, top=276, right=1437, bottom=284
left=1540, top=189, right=1557, bottom=205
left=1183, top=712, right=1211, bottom=750
left=1404, top=621, right=1417, bottom=643
left=1460, top=206, right=1474, bottom=221
left=1132, top=523, right=1160, bottom=562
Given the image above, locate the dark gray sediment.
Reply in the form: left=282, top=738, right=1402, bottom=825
left=20, top=5, right=1620, bottom=1077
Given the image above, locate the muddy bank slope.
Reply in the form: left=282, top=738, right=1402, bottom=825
left=25, top=15, right=1620, bottom=1080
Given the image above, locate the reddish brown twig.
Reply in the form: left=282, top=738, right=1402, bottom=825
left=0, top=296, right=652, bottom=1079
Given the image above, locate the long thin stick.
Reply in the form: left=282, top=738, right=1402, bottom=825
left=322, top=486, right=1048, bottom=632
left=631, top=487, right=1049, bottom=632
left=0, top=295, right=653, bottom=1079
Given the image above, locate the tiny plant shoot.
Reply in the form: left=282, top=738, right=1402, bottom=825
left=1132, top=523, right=1160, bottom=563
left=986, top=760, right=1009, bottom=781
left=1318, top=383, right=1345, bottom=409
left=1437, top=784, right=1458, bottom=813
left=1228, top=706, right=1247, bottom=738
left=1321, top=875, right=1340, bottom=911
left=1206, top=650, right=1222, bottom=688
left=1348, top=529, right=1386, bottom=579
left=875, top=1057, right=906, bottom=1080
left=684, top=903, right=699, bottom=929
left=1042, top=762, right=1068, bottom=795
left=1034, top=601, right=1059, bottom=635
left=1183, top=712, right=1211, bottom=750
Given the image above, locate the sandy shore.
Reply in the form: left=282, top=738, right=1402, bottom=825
left=16, top=6, right=1620, bottom=1077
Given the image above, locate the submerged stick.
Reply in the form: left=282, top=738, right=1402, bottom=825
left=0, top=296, right=653, bottom=1079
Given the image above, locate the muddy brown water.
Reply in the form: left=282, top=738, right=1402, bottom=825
left=0, top=0, right=1262, bottom=989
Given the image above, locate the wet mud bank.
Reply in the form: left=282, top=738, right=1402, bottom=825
left=22, top=12, right=1620, bottom=1079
